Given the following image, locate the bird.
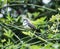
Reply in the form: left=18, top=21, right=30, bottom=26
left=21, top=14, right=40, bottom=32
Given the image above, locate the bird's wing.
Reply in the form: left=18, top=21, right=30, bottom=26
left=27, top=22, right=36, bottom=30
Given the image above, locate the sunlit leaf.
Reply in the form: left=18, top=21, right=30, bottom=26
left=22, top=31, right=34, bottom=37
left=4, top=29, right=14, bottom=38
left=30, top=45, right=40, bottom=49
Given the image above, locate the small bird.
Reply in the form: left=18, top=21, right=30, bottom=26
left=21, top=15, right=40, bottom=32
left=23, top=18, right=36, bottom=30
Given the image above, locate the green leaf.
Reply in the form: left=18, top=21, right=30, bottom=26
left=1, top=39, right=6, bottom=43
left=4, top=29, right=14, bottom=38
left=22, top=31, right=34, bottom=37
left=32, top=12, right=40, bottom=18
left=31, top=17, right=46, bottom=27
left=30, top=45, right=40, bottom=49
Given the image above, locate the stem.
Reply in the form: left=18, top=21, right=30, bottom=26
left=0, top=3, right=57, bottom=12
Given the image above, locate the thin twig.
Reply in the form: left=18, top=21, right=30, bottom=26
left=0, top=22, right=25, bottom=31
left=24, top=37, right=36, bottom=43
left=34, top=34, right=48, bottom=43
left=29, top=41, right=41, bottom=45
left=0, top=3, right=57, bottom=12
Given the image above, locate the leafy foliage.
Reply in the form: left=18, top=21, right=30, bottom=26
left=0, top=0, right=60, bottom=49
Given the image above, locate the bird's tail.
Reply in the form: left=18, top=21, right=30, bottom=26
left=36, top=28, right=41, bottom=32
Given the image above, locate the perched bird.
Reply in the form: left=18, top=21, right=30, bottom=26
left=21, top=14, right=40, bottom=32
